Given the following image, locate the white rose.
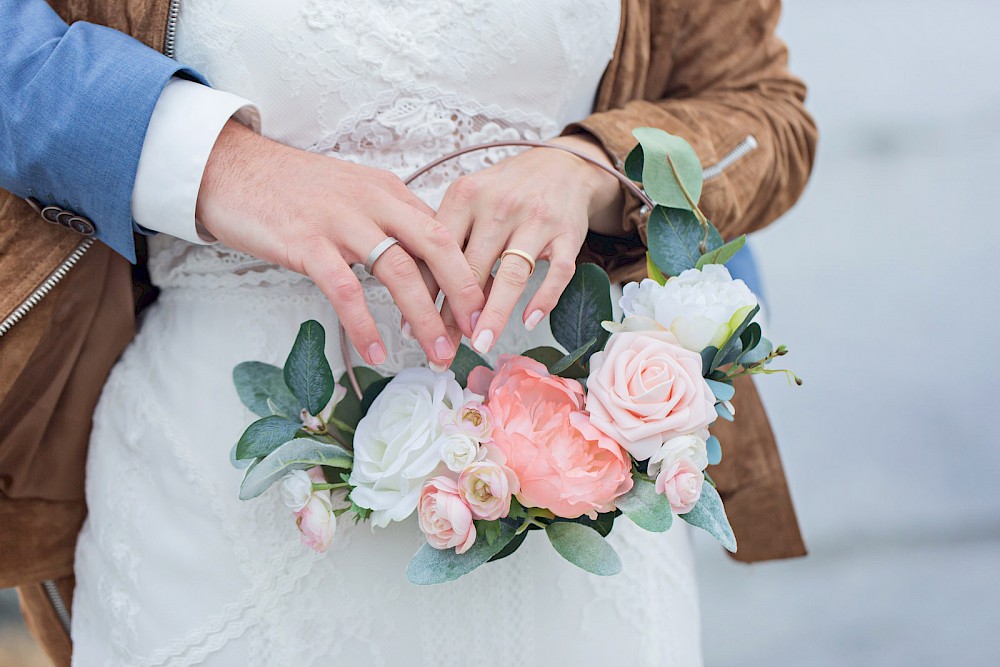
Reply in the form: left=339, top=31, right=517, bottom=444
left=349, top=368, right=473, bottom=527
left=438, top=432, right=482, bottom=473
left=280, top=469, right=314, bottom=512
left=647, top=434, right=709, bottom=478
left=619, top=265, right=758, bottom=352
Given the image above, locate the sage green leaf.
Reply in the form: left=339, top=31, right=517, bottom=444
left=615, top=478, right=673, bottom=532
left=706, top=435, right=722, bottom=465
left=283, top=320, right=334, bottom=416
left=235, top=415, right=303, bottom=460
left=706, top=379, right=735, bottom=403
left=680, top=483, right=737, bottom=552
left=550, top=264, right=613, bottom=364
left=631, top=127, right=703, bottom=210
left=450, top=344, right=490, bottom=389
left=233, top=361, right=301, bottom=418
left=407, top=521, right=517, bottom=585
left=550, top=337, right=597, bottom=376
left=545, top=522, right=622, bottom=576
left=738, top=336, right=773, bottom=366
left=701, top=346, right=719, bottom=377
left=696, top=234, right=746, bottom=269
left=712, top=305, right=759, bottom=370
left=524, top=346, right=566, bottom=367
left=647, top=207, right=723, bottom=277
left=333, top=367, right=385, bottom=429
left=239, top=438, right=353, bottom=500
left=715, top=402, right=734, bottom=422
left=475, top=519, right=502, bottom=546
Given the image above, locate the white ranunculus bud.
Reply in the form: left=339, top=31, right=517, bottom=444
left=280, top=469, right=315, bottom=512
left=438, top=432, right=482, bottom=473
left=619, top=265, right=758, bottom=352
left=647, top=433, right=710, bottom=478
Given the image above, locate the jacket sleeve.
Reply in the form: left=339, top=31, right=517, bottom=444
left=568, top=0, right=818, bottom=280
left=0, top=0, right=206, bottom=262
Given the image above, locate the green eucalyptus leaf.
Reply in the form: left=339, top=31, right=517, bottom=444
left=706, top=379, right=735, bottom=403
left=701, top=347, right=719, bottom=377
left=696, top=235, right=747, bottom=269
left=283, top=320, right=335, bottom=416
left=239, top=438, right=353, bottom=500
left=487, top=526, right=528, bottom=563
left=233, top=361, right=302, bottom=418
left=631, top=127, right=703, bottom=210
left=235, top=415, right=304, bottom=460
left=523, top=346, right=565, bottom=367
left=450, top=344, right=490, bottom=389
left=615, top=478, right=673, bottom=532
left=407, top=521, right=517, bottom=585
left=545, top=522, right=622, bottom=576
left=624, top=143, right=644, bottom=182
left=550, top=264, right=613, bottom=364
left=646, top=253, right=668, bottom=286
left=739, top=322, right=762, bottom=355
left=360, top=377, right=393, bottom=418
left=712, top=305, right=759, bottom=370
left=647, top=207, right=723, bottom=277
left=706, top=435, right=722, bottom=465
left=550, top=337, right=597, bottom=376
left=573, top=510, right=618, bottom=538
left=738, top=336, right=773, bottom=366
left=715, top=402, right=734, bottom=422
left=680, top=483, right=737, bottom=552
left=333, top=367, right=385, bottom=430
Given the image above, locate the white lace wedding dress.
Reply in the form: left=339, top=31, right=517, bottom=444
left=71, top=1, right=702, bottom=665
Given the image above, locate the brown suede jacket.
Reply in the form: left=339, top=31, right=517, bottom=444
left=0, top=0, right=817, bottom=587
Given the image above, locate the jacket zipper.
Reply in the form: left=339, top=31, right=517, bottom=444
left=42, top=579, right=72, bottom=635
left=0, top=0, right=183, bottom=338
left=703, top=135, right=757, bottom=182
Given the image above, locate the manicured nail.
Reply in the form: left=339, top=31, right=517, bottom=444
left=434, top=335, right=454, bottom=360
left=524, top=309, right=544, bottom=332
left=429, top=361, right=448, bottom=373
left=401, top=321, right=413, bottom=340
left=472, top=329, right=494, bottom=354
left=368, top=342, right=387, bottom=365
left=470, top=310, right=481, bottom=331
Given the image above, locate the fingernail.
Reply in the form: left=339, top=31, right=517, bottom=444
left=429, top=361, right=448, bottom=373
left=401, top=322, right=413, bottom=340
left=368, top=342, right=387, bottom=365
left=524, top=309, right=544, bottom=332
left=434, top=335, right=454, bottom=360
left=470, top=310, right=481, bottom=331
left=472, top=329, right=494, bottom=354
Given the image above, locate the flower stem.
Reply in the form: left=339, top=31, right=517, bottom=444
left=312, top=482, right=350, bottom=491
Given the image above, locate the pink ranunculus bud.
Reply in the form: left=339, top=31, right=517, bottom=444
left=441, top=401, right=494, bottom=443
left=417, top=477, right=477, bottom=554
left=294, top=489, right=336, bottom=553
left=654, top=459, right=705, bottom=514
left=458, top=458, right=519, bottom=521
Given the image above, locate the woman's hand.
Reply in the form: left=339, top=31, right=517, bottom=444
left=433, top=134, right=625, bottom=354
left=196, top=121, right=485, bottom=370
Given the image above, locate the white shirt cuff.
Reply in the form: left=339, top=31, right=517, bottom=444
left=132, top=78, right=261, bottom=245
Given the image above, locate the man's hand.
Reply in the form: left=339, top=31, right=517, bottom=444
left=195, top=121, right=485, bottom=370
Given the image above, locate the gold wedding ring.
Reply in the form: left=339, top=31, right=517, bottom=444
left=499, top=248, right=536, bottom=277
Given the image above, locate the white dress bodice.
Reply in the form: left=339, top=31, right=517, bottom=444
left=73, top=3, right=704, bottom=666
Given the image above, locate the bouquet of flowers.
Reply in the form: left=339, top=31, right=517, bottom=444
left=229, top=129, right=798, bottom=584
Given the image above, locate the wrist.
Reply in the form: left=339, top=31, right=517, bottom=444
left=549, top=134, right=625, bottom=235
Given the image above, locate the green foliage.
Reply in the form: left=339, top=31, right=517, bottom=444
left=333, top=367, right=385, bottom=430
left=615, top=478, right=673, bottom=532
left=545, top=521, right=622, bottom=576
left=475, top=519, right=503, bottom=546
left=706, top=435, right=722, bottom=466
left=359, top=377, right=392, bottom=418
left=235, top=415, right=303, bottom=460
left=450, top=344, right=490, bottom=388
left=406, top=521, right=517, bottom=585
left=487, top=526, right=528, bottom=563
left=550, top=264, right=613, bottom=365
left=680, top=483, right=737, bottom=552
left=701, top=347, right=720, bottom=377
left=283, top=321, right=335, bottom=416
left=630, top=127, right=704, bottom=210
left=647, top=206, right=723, bottom=278
left=696, top=234, right=746, bottom=269
left=572, top=510, right=618, bottom=538
left=711, top=305, right=759, bottom=371
left=715, top=402, right=734, bottom=422
left=232, top=361, right=302, bottom=419
left=549, top=337, right=597, bottom=376
left=738, top=336, right=773, bottom=366
left=239, top=438, right=352, bottom=500
left=705, top=379, right=735, bottom=403
left=645, top=253, right=668, bottom=285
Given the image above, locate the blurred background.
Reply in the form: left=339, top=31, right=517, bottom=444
left=3, top=0, right=998, bottom=664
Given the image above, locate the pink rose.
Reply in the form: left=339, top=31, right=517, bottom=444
left=586, top=331, right=716, bottom=460
left=294, top=472, right=336, bottom=553
left=417, top=477, right=477, bottom=554
left=654, top=459, right=705, bottom=514
left=477, top=355, right=633, bottom=519
left=458, top=454, right=519, bottom=521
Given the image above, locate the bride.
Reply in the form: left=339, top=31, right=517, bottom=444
left=69, top=1, right=814, bottom=665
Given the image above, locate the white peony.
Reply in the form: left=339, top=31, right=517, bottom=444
left=349, top=368, right=475, bottom=527
left=619, top=265, right=757, bottom=352
left=647, top=433, right=710, bottom=478
left=438, top=432, right=483, bottom=473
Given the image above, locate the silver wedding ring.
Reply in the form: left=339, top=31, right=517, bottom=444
left=365, top=236, right=400, bottom=273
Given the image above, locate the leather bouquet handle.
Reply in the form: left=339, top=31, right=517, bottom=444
left=339, top=140, right=651, bottom=400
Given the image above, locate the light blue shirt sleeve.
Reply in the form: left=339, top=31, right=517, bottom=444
left=0, top=0, right=207, bottom=262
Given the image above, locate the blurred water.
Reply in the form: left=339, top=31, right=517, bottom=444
left=696, top=1, right=1000, bottom=664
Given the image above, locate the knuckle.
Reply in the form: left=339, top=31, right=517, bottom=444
left=493, top=192, right=521, bottom=219
left=424, top=219, right=454, bottom=249
left=451, top=175, right=480, bottom=201
left=550, top=258, right=577, bottom=280
left=499, top=260, right=531, bottom=285
left=382, top=248, right=417, bottom=277
left=525, top=201, right=554, bottom=225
